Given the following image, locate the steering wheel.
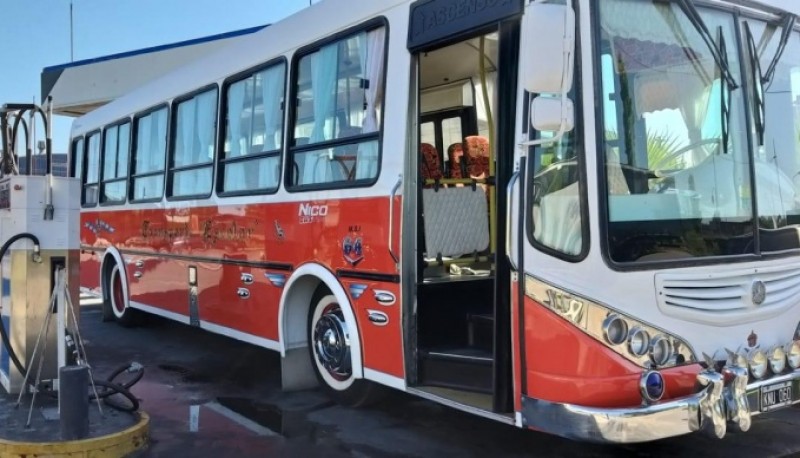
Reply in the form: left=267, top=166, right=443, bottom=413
left=650, top=138, right=720, bottom=172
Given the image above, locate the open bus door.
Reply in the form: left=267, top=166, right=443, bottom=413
left=403, top=0, right=523, bottom=416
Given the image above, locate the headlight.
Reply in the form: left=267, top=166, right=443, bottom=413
left=649, top=335, right=673, bottom=366
left=767, top=346, right=786, bottom=374
left=628, top=327, right=650, bottom=357
left=785, top=341, right=800, bottom=369
left=603, top=314, right=628, bottom=346
left=747, top=349, right=768, bottom=379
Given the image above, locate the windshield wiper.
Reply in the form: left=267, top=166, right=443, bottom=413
left=718, top=27, right=731, bottom=154
left=744, top=14, right=797, bottom=146
left=676, top=0, right=739, bottom=90
left=761, top=14, right=797, bottom=85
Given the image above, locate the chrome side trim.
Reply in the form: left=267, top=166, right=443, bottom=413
left=520, top=368, right=800, bottom=443
left=367, top=310, right=389, bottom=326
left=373, top=289, right=396, bottom=305
left=505, top=169, right=520, bottom=271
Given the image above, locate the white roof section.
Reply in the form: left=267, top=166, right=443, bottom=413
left=42, top=25, right=268, bottom=117
left=70, top=0, right=407, bottom=136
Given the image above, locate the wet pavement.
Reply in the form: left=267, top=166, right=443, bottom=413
left=74, top=305, right=800, bottom=457
left=0, top=390, right=137, bottom=443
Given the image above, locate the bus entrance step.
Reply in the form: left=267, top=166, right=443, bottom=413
left=419, top=347, right=493, bottom=393
left=466, top=313, right=493, bottom=352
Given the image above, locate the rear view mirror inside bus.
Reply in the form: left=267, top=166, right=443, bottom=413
left=521, top=2, right=575, bottom=95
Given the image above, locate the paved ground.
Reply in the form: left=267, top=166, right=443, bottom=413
left=72, top=305, right=800, bottom=457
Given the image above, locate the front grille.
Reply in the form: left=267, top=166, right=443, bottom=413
left=655, top=263, right=800, bottom=323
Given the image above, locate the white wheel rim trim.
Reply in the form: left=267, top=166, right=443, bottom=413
left=110, top=265, right=128, bottom=319
left=311, top=294, right=356, bottom=391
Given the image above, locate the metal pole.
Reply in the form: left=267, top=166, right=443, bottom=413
left=59, top=365, right=89, bottom=440
left=70, top=2, right=74, bottom=62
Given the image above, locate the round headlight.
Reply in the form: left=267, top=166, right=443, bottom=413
left=768, top=346, right=786, bottom=374
left=649, top=335, right=673, bottom=367
left=603, top=314, right=628, bottom=346
left=628, top=327, right=651, bottom=357
left=639, top=370, right=665, bottom=403
left=785, top=341, right=800, bottom=370
left=747, top=349, right=768, bottom=379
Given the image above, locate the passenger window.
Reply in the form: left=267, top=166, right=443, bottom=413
left=220, top=63, right=285, bottom=194
left=131, top=107, right=168, bottom=201
left=100, top=121, right=130, bottom=204
left=82, top=132, right=101, bottom=207
left=290, top=25, right=386, bottom=187
left=169, top=88, right=217, bottom=198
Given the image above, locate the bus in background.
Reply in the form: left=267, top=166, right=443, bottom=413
left=71, top=0, right=800, bottom=443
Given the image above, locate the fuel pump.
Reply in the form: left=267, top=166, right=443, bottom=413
left=0, top=100, right=80, bottom=394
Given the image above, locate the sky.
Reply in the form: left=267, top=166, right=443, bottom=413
left=0, top=0, right=312, bottom=154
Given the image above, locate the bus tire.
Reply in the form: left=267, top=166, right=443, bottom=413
left=106, top=263, right=139, bottom=327
left=307, top=286, right=382, bottom=407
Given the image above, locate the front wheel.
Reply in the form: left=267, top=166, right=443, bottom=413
left=308, top=287, right=382, bottom=407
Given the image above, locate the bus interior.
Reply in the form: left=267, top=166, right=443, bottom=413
left=412, top=30, right=506, bottom=412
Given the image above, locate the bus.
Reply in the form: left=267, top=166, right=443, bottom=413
left=71, top=0, right=800, bottom=443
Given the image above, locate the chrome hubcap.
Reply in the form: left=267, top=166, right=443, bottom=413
left=313, top=307, right=351, bottom=381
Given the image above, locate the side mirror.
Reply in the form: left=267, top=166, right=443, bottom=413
left=521, top=3, right=575, bottom=95
left=530, top=97, right=574, bottom=133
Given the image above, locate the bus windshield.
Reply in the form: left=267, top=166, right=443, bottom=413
left=597, top=0, right=800, bottom=264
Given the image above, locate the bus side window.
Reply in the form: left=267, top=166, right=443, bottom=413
left=82, top=132, right=101, bottom=207
left=100, top=121, right=130, bottom=204
left=219, top=62, right=285, bottom=195
left=130, top=107, right=168, bottom=202
left=289, top=24, right=386, bottom=188
left=169, top=88, right=218, bottom=199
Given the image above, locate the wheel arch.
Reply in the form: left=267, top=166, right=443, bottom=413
left=278, top=263, right=363, bottom=380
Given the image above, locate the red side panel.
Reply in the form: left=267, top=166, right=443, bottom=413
left=79, top=195, right=404, bottom=380
left=522, top=296, right=701, bottom=408
left=80, top=249, right=101, bottom=292
left=511, top=276, right=523, bottom=412
left=346, top=280, right=404, bottom=378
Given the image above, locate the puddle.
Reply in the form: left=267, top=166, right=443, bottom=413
left=215, top=397, right=315, bottom=439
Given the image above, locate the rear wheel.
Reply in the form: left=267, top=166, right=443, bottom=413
left=308, top=287, right=382, bottom=407
left=106, top=263, right=139, bottom=327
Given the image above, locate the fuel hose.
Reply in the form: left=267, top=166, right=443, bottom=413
left=0, top=232, right=143, bottom=412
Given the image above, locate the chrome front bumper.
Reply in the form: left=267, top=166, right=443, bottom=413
left=520, top=367, right=800, bottom=443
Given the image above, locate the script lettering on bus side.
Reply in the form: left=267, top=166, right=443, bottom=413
left=412, top=0, right=514, bottom=38
left=140, top=220, right=190, bottom=242
left=202, top=220, right=257, bottom=244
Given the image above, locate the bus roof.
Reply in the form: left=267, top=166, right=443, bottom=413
left=70, top=0, right=407, bottom=136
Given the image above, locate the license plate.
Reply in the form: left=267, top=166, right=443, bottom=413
left=760, top=381, right=793, bottom=412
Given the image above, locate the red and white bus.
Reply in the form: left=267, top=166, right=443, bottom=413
left=72, top=0, right=800, bottom=443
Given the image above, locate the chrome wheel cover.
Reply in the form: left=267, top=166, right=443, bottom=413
left=312, top=306, right=352, bottom=381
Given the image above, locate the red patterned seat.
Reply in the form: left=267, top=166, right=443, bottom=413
left=420, top=143, right=443, bottom=182
left=464, top=136, right=490, bottom=179
left=447, top=143, right=464, bottom=179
